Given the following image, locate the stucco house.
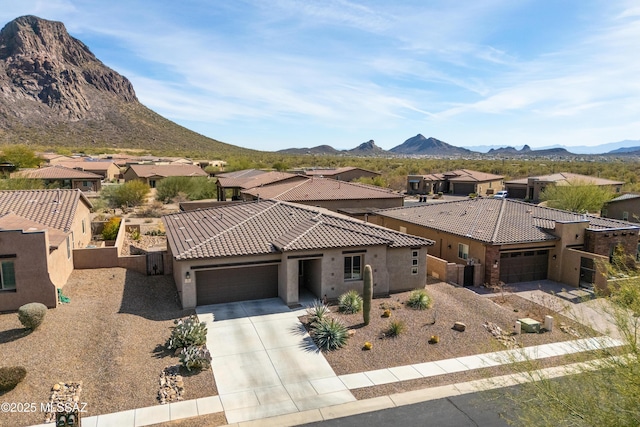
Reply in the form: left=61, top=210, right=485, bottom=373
left=11, top=165, right=103, bottom=192
left=56, top=160, right=121, bottom=181
left=407, top=169, right=505, bottom=197
left=0, top=189, right=92, bottom=311
left=504, top=172, right=624, bottom=202
left=602, top=193, right=640, bottom=223
left=215, top=169, right=307, bottom=201
left=123, top=164, right=208, bottom=188
left=303, top=167, right=380, bottom=182
left=163, top=200, right=434, bottom=309
left=370, top=198, right=639, bottom=290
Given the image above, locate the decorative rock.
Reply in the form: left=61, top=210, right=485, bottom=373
left=44, top=381, right=82, bottom=423
left=52, top=383, right=61, bottom=391
left=158, top=365, right=185, bottom=404
left=347, top=329, right=356, bottom=337
left=453, top=322, right=466, bottom=332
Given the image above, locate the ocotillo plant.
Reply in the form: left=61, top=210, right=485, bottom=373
left=363, top=264, right=373, bottom=325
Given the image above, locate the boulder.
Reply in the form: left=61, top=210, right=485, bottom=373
left=453, top=322, right=466, bottom=332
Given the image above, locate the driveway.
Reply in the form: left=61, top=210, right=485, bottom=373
left=196, top=298, right=355, bottom=423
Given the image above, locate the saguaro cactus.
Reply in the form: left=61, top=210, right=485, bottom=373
left=363, top=264, right=373, bottom=325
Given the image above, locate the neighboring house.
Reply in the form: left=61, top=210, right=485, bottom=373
left=303, top=167, right=380, bottom=182
left=39, top=153, right=75, bottom=165
left=505, top=172, right=624, bottom=202
left=602, top=193, right=640, bottom=223
left=195, top=160, right=227, bottom=171
left=11, top=165, right=103, bottom=191
left=215, top=169, right=307, bottom=201
left=163, top=200, right=434, bottom=308
left=407, top=169, right=505, bottom=196
left=122, top=164, right=208, bottom=188
left=56, top=161, right=121, bottom=181
left=370, top=198, right=639, bottom=290
left=241, top=176, right=404, bottom=212
left=0, top=189, right=92, bottom=311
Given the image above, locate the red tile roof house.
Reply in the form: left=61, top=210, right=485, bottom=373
left=241, top=176, right=404, bottom=213
left=122, top=164, right=209, bottom=188
left=11, top=165, right=103, bottom=192
left=505, top=172, right=624, bottom=202
left=0, top=189, right=92, bottom=311
left=407, top=169, right=505, bottom=197
left=303, top=167, right=381, bottom=182
left=370, top=198, right=640, bottom=291
left=55, top=160, right=122, bottom=181
left=163, top=200, right=434, bottom=308
left=215, top=169, right=307, bottom=201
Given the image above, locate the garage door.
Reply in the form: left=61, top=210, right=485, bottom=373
left=499, top=250, right=548, bottom=284
left=196, top=264, right=278, bottom=305
left=453, top=183, right=475, bottom=195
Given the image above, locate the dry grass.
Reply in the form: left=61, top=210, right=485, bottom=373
left=0, top=268, right=218, bottom=426
left=309, top=282, right=591, bottom=376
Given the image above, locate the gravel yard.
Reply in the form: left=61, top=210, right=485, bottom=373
left=0, top=268, right=218, bottom=427
left=310, top=282, right=592, bottom=376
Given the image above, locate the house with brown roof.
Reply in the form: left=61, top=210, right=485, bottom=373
left=240, top=177, right=404, bottom=212
left=56, top=161, right=121, bottom=181
left=163, top=200, right=433, bottom=308
left=215, top=169, right=307, bottom=201
left=303, top=167, right=380, bottom=182
left=370, top=198, right=639, bottom=290
left=602, top=193, right=640, bottom=223
left=0, top=189, right=92, bottom=311
left=123, top=164, right=208, bottom=188
left=11, top=165, right=103, bottom=191
left=407, top=169, right=505, bottom=197
left=505, top=172, right=624, bottom=202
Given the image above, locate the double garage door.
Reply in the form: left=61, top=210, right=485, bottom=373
left=499, top=250, right=549, bottom=284
left=196, top=264, right=278, bottom=305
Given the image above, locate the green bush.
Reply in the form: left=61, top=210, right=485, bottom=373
left=386, top=320, right=406, bottom=337
left=18, top=302, right=47, bottom=330
left=306, top=299, right=331, bottom=323
left=407, top=289, right=432, bottom=310
left=179, top=345, right=212, bottom=371
left=156, top=176, right=217, bottom=203
left=338, top=290, right=363, bottom=314
left=167, top=315, right=209, bottom=349
left=101, top=180, right=150, bottom=208
left=0, top=366, right=27, bottom=391
left=311, top=318, right=349, bottom=351
left=102, top=216, right=121, bottom=240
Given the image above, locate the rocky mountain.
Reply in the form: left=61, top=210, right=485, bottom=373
left=487, top=145, right=575, bottom=156
left=347, top=139, right=387, bottom=156
left=389, top=134, right=475, bottom=156
left=0, top=15, right=249, bottom=154
left=608, top=146, right=640, bottom=154
left=276, top=145, right=341, bottom=155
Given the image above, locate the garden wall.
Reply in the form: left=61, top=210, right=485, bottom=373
left=427, top=254, right=457, bottom=283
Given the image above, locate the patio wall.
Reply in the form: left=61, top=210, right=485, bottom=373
left=427, top=254, right=457, bottom=283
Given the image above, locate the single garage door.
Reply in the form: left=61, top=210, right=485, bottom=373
left=196, top=264, right=278, bottom=305
left=499, top=250, right=548, bottom=284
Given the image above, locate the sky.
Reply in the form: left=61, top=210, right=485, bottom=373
left=1, top=1, right=640, bottom=152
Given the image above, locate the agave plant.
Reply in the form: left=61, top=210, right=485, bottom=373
left=407, top=289, right=432, bottom=310
left=306, top=299, right=331, bottom=323
left=311, top=318, right=349, bottom=351
left=338, top=290, right=363, bottom=314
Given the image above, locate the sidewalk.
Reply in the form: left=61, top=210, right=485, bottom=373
left=28, top=336, right=622, bottom=427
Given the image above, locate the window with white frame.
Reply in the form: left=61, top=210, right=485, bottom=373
left=344, top=255, right=362, bottom=280
left=0, top=260, right=16, bottom=290
left=458, top=243, right=469, bottom=260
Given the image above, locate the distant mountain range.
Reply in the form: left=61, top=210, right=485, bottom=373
left=278, top=135, right=640, bottom=157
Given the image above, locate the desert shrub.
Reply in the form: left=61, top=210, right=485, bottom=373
left=179, top=345, right=212, bottom=371
left=101, top=180, right=150, bottom=208
left=306, top=299, right=331, bottom=323
left=386, top=320, right=406, bottom=337
left=17, top=302, right=47, bottom=330
left=167, top=315, right=209, bottom=349
left=130, top=229, right=141, bottom=241
left=338, top=290, right=363, bottom=314
left=310, top=318, right=349, bottom=351
left=407, top=289, right=432, bottom=310
left=156, top=176, right=217, bottom=202
left=101, top=216, right=121, bottom=240
left=0, top=366, right=27, bottom=391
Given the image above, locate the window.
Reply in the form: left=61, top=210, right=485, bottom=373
left=412, top=258, right=419, bottom=266
left=623, top=211, right=629, bottom=220
left=411, top=267, right=418, bottom=275
left=399, top=226, right=407, bottom=234
left=344, top=255, right=362, bottom=280
left=412, top=250, right=419, bottom=258
left=458, top=243, right=469, bottom=260
left=82, top=218, right=86, bottom=235
left=0, top=261, right=16, bottom=290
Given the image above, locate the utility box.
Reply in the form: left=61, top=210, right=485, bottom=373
left=518, top=317, right=541, bottom=333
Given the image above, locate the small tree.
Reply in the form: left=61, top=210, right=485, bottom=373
left=363, top=264, right=373, bottom=325
left=0, top=145, right=42, bottom=169
left=539, top=180, right=614, bottom=213
left=102, top=181, right=150, bottom=208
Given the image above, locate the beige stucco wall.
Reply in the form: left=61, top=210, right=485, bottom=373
left=603, top=198, right=640, bottom=222
left=0, top=230, right=57, bottom=311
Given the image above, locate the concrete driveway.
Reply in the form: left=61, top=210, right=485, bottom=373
left=196, top=298, right=355, bottom=423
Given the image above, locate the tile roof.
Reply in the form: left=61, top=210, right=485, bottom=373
left=12, top=165, right=103, bottom=179
left=216, top=170, right=305, bottom=189
left=304, top=167, right=379, bottom=177
left=607, top=193, right=640, bottom=203
left=441, top=169, right=504, bottom=182
left=164, top=200, right=433, bottom=260
left=505, top=172, right=624, bottom=186
left=375, top=198, right=639, bottom=245
left=242, top=177, right=403, bottom=201
left=0, top=189, right=91, bottom=233
left=126, top=164, right=208, bottom=178
left=55, top=161, right=118, bottom=172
